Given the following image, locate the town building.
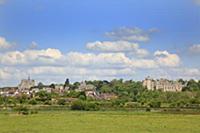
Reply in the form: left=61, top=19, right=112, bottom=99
left=143, top=76, right=183, bottom=92
left=77, top=81, right=98, bottom=98
left=18, top=76, right=35, bottom=90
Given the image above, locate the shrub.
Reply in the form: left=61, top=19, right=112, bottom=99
left=16, top=106, right=29, bottom=115
left=148, top=101, right=161, bottom=108
left=71, top=100, right=99, bottom=111
left=30, top=110, right=38, bottom=114
left=79, top=95, right=86, bottom=100
left=28, top=99, right=37, bottom=105
left=44, top=100, right=51, bottom=105
left=146, top=107, right=151, bottom=112
left=84, top=102, right=99, bottom=111
left=124, top=102, right=140, bottom=108
left=57, top=99, right=66, bottom=105
left=71, top=100, right=85, bottom=110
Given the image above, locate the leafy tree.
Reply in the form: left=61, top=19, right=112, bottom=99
left=64, top=78, right=70, bottom=88
left=49, top=83, right=55, bottom=89
left=29, top=99, right=37, bottom=105
left=36, top=91, right=51, bottom=102
left=38, top=82, right=44, bottom=89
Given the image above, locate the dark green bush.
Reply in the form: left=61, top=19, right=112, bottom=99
left=28, top=99, right=37, bottom=105
left=148, top=101, right=161, bottom=108
left=57, top=99, right=66, bottom=105
left=16, top=106, right=29, bottom=115
left=71, top=100, right=99, bottom=111
left=146, top=107, right=151, bottom=112
left=84, top=102, right=99, bottom=111
left=30, top=110, right=38, bottom=114
left=71, top=100, right=85, bottom=110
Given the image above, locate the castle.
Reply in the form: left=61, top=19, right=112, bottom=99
left=142, top=76, right=183, bottom=92
left=18, top=76, right=35, bottom=90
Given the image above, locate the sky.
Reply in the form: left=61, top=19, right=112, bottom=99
left=0, top=0, right=200, bottom=86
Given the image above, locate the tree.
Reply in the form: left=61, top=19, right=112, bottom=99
left=64, top=78, right=70, bottom=88
left=49, top=83, right=55, bottom=89
left=36, top=91, right=51, bottom=102
left=38, top=82, right=44, bottom=90
left=185, top=79, right=199, bottom=91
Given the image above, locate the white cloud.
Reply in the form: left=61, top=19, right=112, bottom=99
left=0, top=68, right=10, bottom=80
left=0, top=48, right=62, bottom=65
left=0, top=0, right=6, bottom=5
left=2, top=35, right=197, bottom=87
left=163, top=67, right=200, bottom=80
left=0, top=36, right=12, bottom=49
left=86, top=41, right=149, bottom=57
left=65, top=52, right=131, bottom=68
left=65, top=52, right=159, bottom=69
left=189, top=44, right=200, bottom=54
left=129, top=59, right=158, bottom=69
left=105, top=27, right=157, bottom=42
left=28, top=66, right=135, bottom=77
left=154, top=50, right=180, bottom=67
left=194, top=0, right=200, bottom=5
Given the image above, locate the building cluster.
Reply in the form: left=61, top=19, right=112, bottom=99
left=0, top=77, right=69, bottom=97
left=0, top=76, right=185, bottom=98
left=0, top=77, right=116, bottom=100
left=142, top=76, right=184, bottom=92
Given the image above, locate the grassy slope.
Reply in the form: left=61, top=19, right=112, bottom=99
left=0, top=111, right=200, bottom=133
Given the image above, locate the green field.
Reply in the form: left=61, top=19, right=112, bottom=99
left=0, top=111, right=200, bottom=133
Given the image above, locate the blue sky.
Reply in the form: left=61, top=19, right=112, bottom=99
left=0, top=0, right=200, bottom=86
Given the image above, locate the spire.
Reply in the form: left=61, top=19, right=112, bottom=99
left=28, top=74, right=30, bottom=80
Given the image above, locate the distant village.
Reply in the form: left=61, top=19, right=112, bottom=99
left=0, top=76, right=117, bottom=100
left=0, top=76, right=186, bottom=99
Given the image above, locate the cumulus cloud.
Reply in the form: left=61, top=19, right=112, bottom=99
left=28, top=66, right=135, bottom=77
left=65, top=52, right=131, bottom=68
left=105, top=27, right=157, bottom=42
left=189, top=44, right=200, bottom=54
left=1, top=36, right=196, bottom=87
left=154, top=50, right=180, bottom=67
left=163, top=67, right=200, bottom=80
left=0, top=68, right=10, bottom=80
left=0, top=36, right=13, bottom=50
left=0, top=0, right=6, bottom=5
left=0, top=48, right=62, bottom=65
left=194, top=0, right=200, bottom=5
left=86, top=41, right=149, bottom=57
left=65, top=52, right=158, bottom=69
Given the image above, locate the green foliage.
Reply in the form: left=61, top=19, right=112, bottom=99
left=146, top=107, right=151, bottom=112
left=36, top=91, right=51, bottom=102
left=84, top=102, right=100, bottom=111
left=70, top=100, right=99, bottom=111
left=64, top=78, right=70, bottom=88
left=1, top=78, right=200, bottom=111
left=57, top=99, right=66, bottom=105
left=17, top=94, right=29, bottom=104
left=71, top=100, right=85, bottom=110
left=30, top=110, right=38, bottom=114
left=15, top=106, right=29, bottom=115
left=148, top=100, right=161, bottom=108
left=28, top=99, right=37, bottom=105
left=183, top=79, right=200, bottom=91
left=37, top=82, right=44, bottom=89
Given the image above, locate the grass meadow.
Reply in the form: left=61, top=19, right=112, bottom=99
left=0, top=111, right=200, bottom=133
